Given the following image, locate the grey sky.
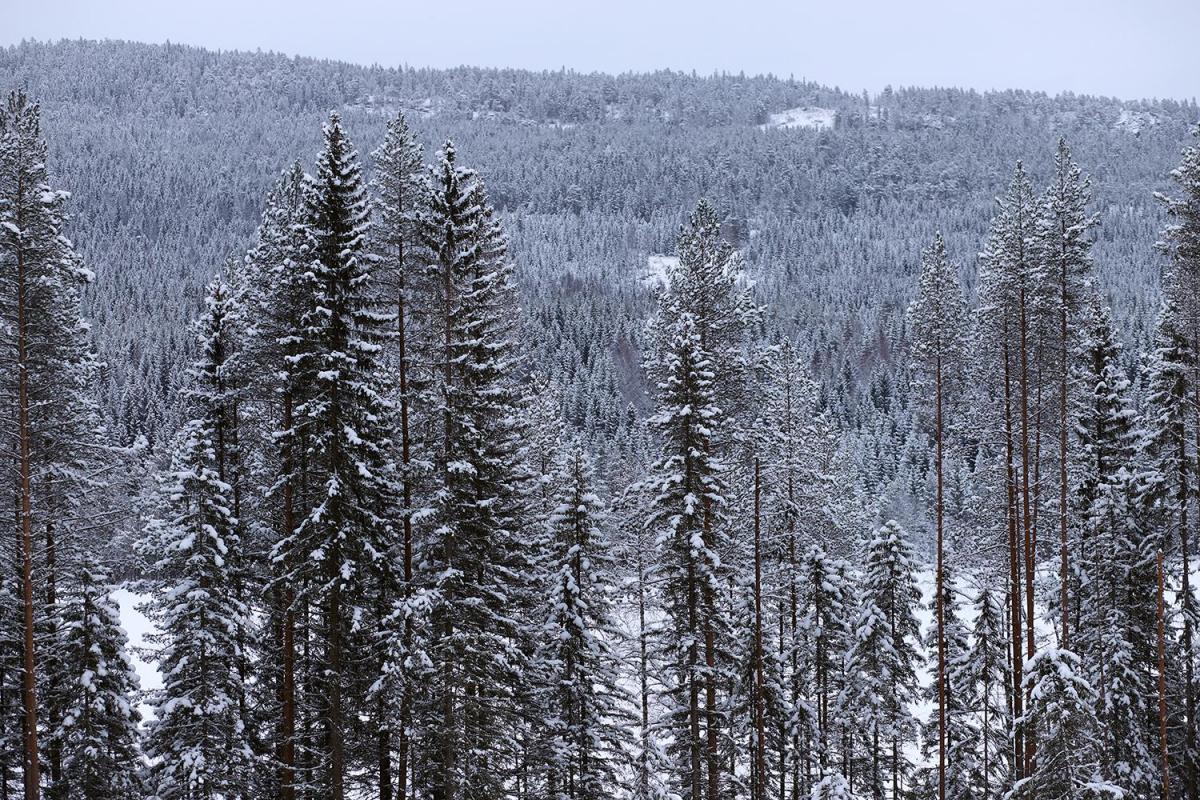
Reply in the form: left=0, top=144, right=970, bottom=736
left=8, top=0, right=1199, bottom=101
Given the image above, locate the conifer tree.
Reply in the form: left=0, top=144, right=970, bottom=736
left=800, top=545, right=854, bottom=777
left=53, top=560, right=142, bottom=800
left=1037, top=138, right=1097, bottom=649
left=538, top=443, right=630, bottom=800
left=0, top=89, right=104, bottom=800
left=141, top=278, right=257, bottom=800
left=1140, top=297, right=1198, bottom=795
left=841, top=520, right=922, bottom=800
left=977, top=161, right=1047, bottom=783
left=906, top=231, right=968, bottom=800
left=271, top=112, right=397, bottom=800
left=1005, top=648, right=1121, bottom=800
left=916, top=571, right=971, bottom=800
left=369, top=111, right=428, bottom=800
left=1156, top=124, right=1200, bottom=800
left=951, top=586, right=1010, bottom=800
left=646, top=310, right=732, bottom=800
left=644, top=200, right=756, bottom=800
left=414, top=141, right=534, bottom=799
left=810, top=772, right=862, bottom=800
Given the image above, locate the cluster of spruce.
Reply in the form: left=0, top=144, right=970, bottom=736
left=5, top=76, right=1200, bottom=800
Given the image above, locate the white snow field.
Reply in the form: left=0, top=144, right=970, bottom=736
left=759, top=106, right=837, bottom=131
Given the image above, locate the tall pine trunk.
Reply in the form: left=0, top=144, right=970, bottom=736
left=1018, top=286, right=1037, bottom=785
left=1160, top=549, right=1172, bottom=800
left=1003, top=327, right=1024, bottom=783
left=1058, top=229, right=1071, bottom=648
left=751, top=460, right=766, bottom=800
left=935, top=352, right=946, bottom=800
left=702, top=498, right=720, bottom=800
left=15, top=173, right=42, bottom=800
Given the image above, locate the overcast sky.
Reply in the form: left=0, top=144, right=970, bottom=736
left=7, top=0, right=1199, bottom=101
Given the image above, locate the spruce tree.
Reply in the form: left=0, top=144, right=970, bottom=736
left=271, top=112, right=398, bottom=800
left=240, top=160, right=313, bottom=800
left=538, top=443, right=630, bottom=800
left=140, top=277, right=258, bottom=800
left=842, top=520, right=922, bottom=800
left=54, top=561, right=142, bottom=800
left=1156, top=124, right=1200, bottom=799
left=414, top=141, right=534, bottom=799
left=1005, top=648, right=1121, bottom=800
left=915, top=571, right=971, bottom=800
left=369, top=111, right=428, bottom=800
left=949, top=586, right=1010, bottom=800
left=0, top=89, right=107, bottom=800
left=646, top=310, right=732, bottom=800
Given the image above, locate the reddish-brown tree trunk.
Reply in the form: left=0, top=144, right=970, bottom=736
left=1018, top=288, right=1037, bottom=785
left=935, top=352, right=946, bottom=800
left=1059, top=271, right=1070, bottom=648
left=1160, top=549, right=1172, bottom=800
left=1003, top=331, right=1024, bottom=783
left=15, top=171, right=42, bottom=800
left=752, top=459, right=767, bottom=800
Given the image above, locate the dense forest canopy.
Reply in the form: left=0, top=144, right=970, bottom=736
left=0, top=39, right=1192, bottom=451
left=2, top=36, right=1200, bottom=800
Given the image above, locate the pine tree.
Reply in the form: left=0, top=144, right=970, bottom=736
left=53, top=561, right=142, bottom=800
left=240, top=160, right=313, bottom=800
left=1037, top=138, right=1097, bottom=649
left=906, top=231, right=968, bottom=800
left=414, top=141, right=534, bottom=799
left=0, top=89, right=105, bottom=800
left=1156, top=124, right=1200, bottom=800
left=271, top=112, right=398, bottom=800
left=140, top=278, right=258, bottom=800
left=538, top=443, right=630, bottom=800
left=369, top=111, right=428, bottom=800
left=977, top=161, right=1047, bottom=784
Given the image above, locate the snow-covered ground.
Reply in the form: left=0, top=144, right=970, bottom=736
left=759, top=106, right=836, bottom=131
left=113, top=588, right=160, bottom=715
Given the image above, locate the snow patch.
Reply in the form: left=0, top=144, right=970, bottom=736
left=759, top=106, right=836, bottom=131
left=1114, top=108, right=1160, bottom=135
left=642, top=255, right=679, bottom=288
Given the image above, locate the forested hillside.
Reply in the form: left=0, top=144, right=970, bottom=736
left=0, top=39, right=1193, bottom=459
left=2, top=37, right=1200, bottom=800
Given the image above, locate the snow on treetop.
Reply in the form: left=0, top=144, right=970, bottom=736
left=759, top=106, right=836, bottom=131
